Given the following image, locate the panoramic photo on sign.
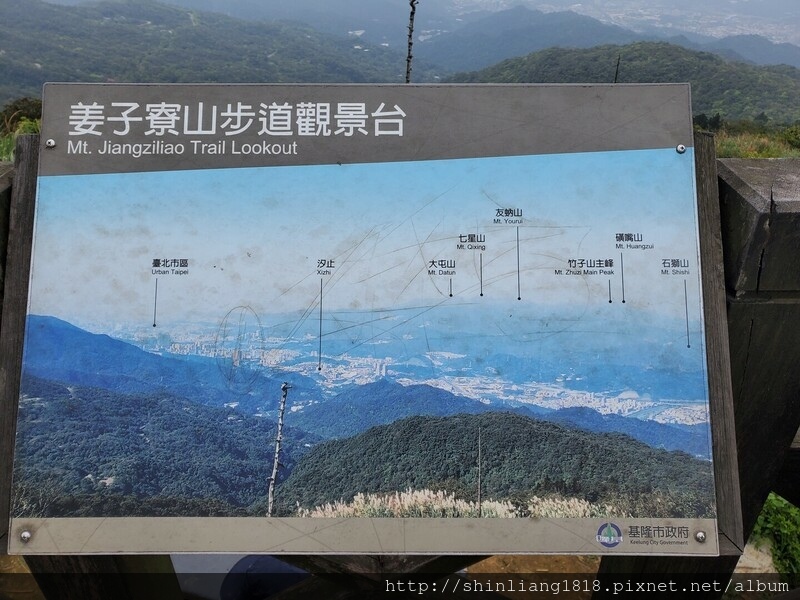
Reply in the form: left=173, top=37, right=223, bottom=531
left=10, top=83, right=718, bottom=554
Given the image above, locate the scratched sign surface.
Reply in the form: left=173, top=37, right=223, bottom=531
left=10, top=84, right=718, bottom=554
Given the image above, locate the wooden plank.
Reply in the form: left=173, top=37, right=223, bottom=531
left=784, top=427, right=800, bottom=503
left=1, top=161, right=14, bottom=322
left=24, top=557, right=134, bottom=600
left=716, top=160, right=772, bottom=292
left=727, top=300, right=800, bottom=526
left=721, top=157, right=800, bottom=525
left=0, top=554, right=45, bottom=600
left=717, top=158, right=800, bottom=292
left=25, top=556, right=190, bottom=600
left=774, top=446, right=800, bottom=506
left=0, top=162, right=13, bottom=180
left=112, top=556, right=185, bottom=600
left=1, top=136, right=38, bottom=554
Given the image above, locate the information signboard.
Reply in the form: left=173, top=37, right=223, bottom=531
left=9, top=83, right=719, bottom=554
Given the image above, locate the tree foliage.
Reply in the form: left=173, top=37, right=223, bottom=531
left=13, top=374, right=320, bottom=517
left=0, top=0, right=439, bottom=106
left=278, top=412, right=716, bottom=518
left=0, top=97, right=42, bottom=135
left=752, top=493, right=800, bottom=586
left=449, top=42, right=800, bottom=124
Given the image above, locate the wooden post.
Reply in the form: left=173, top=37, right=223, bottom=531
left=716, top=156, right=800, bottom=535
left=405, top=0, right=419, bottom=84
left=1, top=136, right=39, bottom=554
left=268, top=381, right=291, bottom=516
left=774, top=429, right=800, bottom=505
left=0, top=161, right=14, bottom=324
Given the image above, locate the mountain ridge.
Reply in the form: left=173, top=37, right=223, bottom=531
left=24, top=315, right=711, bottom=459
left=448, top=41, right=800, bottom=123
left=0, top=0, right=438, bottom=105
left=5, top=0, right=800, bottom=123
left=278, top=411, right=716, bottom=518
left=418, top=6, right=800, bottom=71
left=15, top=316, right=715, bottom=519
left=23, top=314, right=320, bottom=411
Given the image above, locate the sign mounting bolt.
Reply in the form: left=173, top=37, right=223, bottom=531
left=676, top=144, right=687, bottom=154
left=695, top=531, right=706, bottom=543
left=20, top=530, right=32, bottom=543
left=45, top=139, right=56, bottom=149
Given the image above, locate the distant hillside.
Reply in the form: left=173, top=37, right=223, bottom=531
left=0, top=0, right=438, bottom=105
left=689, top=34, right=800, bottom=69
left=23, top=315, right=320, bottom=412
left=288, top=378, right=710, bottom=459
left=24, top=315, right=711, bottom=473
left=418, top=6, right=640, bottom=72
left=449, top=41, right=800, bottom=123
left=161, top=0, right=455, bottom=49
left=542, top=407, right=711, bottom=459
left=278, top=412, right=715, bottom=518
left=418, top=6, right=800, bottom=72
left=46, top=1, right=800, bottom=69
left=8, top=0, right=800, bottom=120
left=288, top=379, right=496, bottom=439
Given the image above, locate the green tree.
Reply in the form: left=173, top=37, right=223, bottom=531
left=1, top=97, right=42, bottom=135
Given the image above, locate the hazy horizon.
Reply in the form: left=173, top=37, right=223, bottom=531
left=39, top=0, right=800, bottom=45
